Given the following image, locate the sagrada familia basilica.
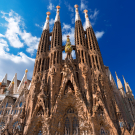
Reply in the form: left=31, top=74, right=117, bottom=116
left=0, top=4, right=135, bottom=135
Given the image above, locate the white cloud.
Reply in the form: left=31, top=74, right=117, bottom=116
left=20, top=30, right=39, bottom=54
left=0, top=10, right=40, bottom=55
left=62, top=27, right=74, bottom=45
left=90, top=9, right=99, bottom=20
left=47, top=3, right=55, bottom=11
left=49, top=18, right=54, bottom=25
left=2, top=11, right=24, bottom=48
left=0, top=38, right=10, bottom=53
left=62, top=23, right=71, bottom=31
left=0, top=10, right=38, bottom=81
left=0, top=33, right=5, bottom=37
left=95, top=31, right=105, bottom=40
left=80, top=0, right=88, bottom=11
left=0, top=37, right=35, bottom=81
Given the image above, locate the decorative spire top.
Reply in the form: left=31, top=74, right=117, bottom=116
left=25, top=69, right=28, bottom=73
left=83, top=9, right=92, bottom=29
left=55, top=5, right=60, bottom=22
left=43, top=11, right=51, bottom=30
left=74, top=4, right=81, bottom=22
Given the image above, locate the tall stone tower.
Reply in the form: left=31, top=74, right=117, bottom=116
left=9, top=5, right=134, bottom=135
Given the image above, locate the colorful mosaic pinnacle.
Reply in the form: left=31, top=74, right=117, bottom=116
left=65, top=35, right=72, bottom=53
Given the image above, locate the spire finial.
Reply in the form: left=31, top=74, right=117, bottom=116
left=74, top=4, right=81, bottom=22
left=83, top=9, right=91, bottom=29
left=43, top=11, right=51, bottom=30
left=55, top=5, right=60, bottom=22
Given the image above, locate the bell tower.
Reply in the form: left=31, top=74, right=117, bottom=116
left=23, top=11, right=51, bottom=135
left=49, top=5, right=62, bottom=113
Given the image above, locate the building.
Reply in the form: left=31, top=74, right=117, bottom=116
left=0, top=4, right=135, bottom=135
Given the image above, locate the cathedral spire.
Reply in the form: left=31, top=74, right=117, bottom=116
left=43, top=12, right=51, bottom=31
left=1, top=74, right=7, bottom=84
left=115, top=72, right=126, bottom=97
left=74, top=5, right=81, bottom=22
left=83, top=9, right=92, bottom=29
left=55, top=5, right=60, bottom=23
left=115, top=72, right=123, bottom=89
left=123, top=75, right=133, bottom=94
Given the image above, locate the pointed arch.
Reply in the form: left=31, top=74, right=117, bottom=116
left=36, top=106, right=44, bottom=116
left=64, top=80, right=75, bottom=95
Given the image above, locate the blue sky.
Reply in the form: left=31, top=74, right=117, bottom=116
left=0, top=0, right=135, bottom=95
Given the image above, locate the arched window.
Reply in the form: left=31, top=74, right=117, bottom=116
left=73, top=117, right=79, bottom=134
left=65, top=117, right=70, bottom=134
left=64, top=107, right=79, bottom=135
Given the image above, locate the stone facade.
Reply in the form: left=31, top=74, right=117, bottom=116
left=0, top=5, right=135, bottom=135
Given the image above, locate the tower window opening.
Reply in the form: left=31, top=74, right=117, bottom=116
left=85, top=52, right=87, bottom=64
left=78, top=50, right=80, bottom=63
left=49, top=45, right=51, bottom=50
left=88, top=55, right=92, bottom=68
left=81, top=50, right=84, bottom=63
left=57, top=51, right=59, bottom=63
left=47, top=58, right=49, bottom=69
left=54, top=52, right=56, bottom=64
left=95, top=55, right=99, bottom=70
left=76, top=72, right=79, bottom=83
